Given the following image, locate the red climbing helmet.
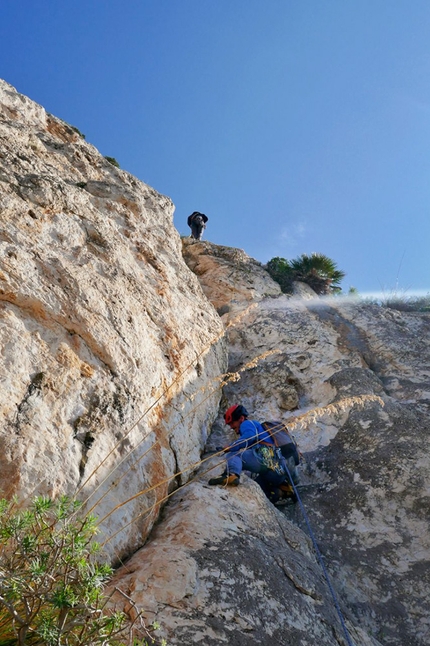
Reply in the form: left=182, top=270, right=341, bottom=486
left=224, top=404, right=249, bottom=425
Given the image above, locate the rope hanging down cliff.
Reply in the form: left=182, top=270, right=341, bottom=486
left=283, top=460, right=355, bottom=646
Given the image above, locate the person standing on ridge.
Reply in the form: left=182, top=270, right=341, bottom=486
left=208, top=405, right=288, bottom=500
left=187, top=211, right=208, bottom=240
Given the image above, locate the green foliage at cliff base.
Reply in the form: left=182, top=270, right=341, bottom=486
left=0, top=495, right=165, bottom=646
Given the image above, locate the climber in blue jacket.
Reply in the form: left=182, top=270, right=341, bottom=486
left=208, top=404, right=288, bottom=498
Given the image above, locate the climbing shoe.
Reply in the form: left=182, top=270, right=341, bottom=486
left=279, top=482, right=298, bottom=503
left=279, top=482, right=294, bottom=495
left=208, top=473, right=240, bottom=487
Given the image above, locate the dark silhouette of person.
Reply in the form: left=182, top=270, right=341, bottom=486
left=187, top=212, right=208, bottom=240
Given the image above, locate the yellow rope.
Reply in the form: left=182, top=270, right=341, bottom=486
left=76, top=304, right=262, bottom=499
left=99, top=393, right=385, bottom=547
left=83, top=348, right=278, bottom=513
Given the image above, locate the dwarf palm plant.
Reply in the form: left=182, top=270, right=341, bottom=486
left=289, top=253, right=345, bottom=294
left=266, top=253, right=345, bottom=295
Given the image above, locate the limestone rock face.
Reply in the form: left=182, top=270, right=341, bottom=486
left=0, top=80, right=227, bottom=558
left=182, top=242, right=430, bottom=646
left=181, top=239, right=282, bottom=317
left=3, top=81, right=430, bottom=646
left=111, top=474, right=382, bottom=646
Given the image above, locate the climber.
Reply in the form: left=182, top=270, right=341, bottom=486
left=208, top=404, right=290, bottom=501
left=187, top=211, right=208, bottom=240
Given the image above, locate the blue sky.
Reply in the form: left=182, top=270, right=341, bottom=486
left=1, top=1, right=429, bottom=294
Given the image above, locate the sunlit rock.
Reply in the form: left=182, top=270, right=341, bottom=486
left=0, top=79, right=227, bottom=559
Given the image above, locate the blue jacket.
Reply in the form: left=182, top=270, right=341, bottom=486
left=225, top=419, right=274, bottom=452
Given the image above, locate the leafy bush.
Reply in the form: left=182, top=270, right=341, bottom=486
left=104, top=157, right=120, bottom=169
left=266, top=257, right=295, bottom=293
left=0, top=496, right=162, bottom=646
left=266, top=253, right=346, bottom=295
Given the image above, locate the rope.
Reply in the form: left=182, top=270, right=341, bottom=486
left=260, top=420, right=355, bottom=645
left=98, top=413, right=373, bottom=546
left=100, top=428, right=355, bottom=646
left=100, top=450, right=230, bottom=548
left=98, top=417, right=370, bottom=646
left=82, top=350, right=278, bottom=514
left=100, top=426, right=287, bottom=545
left=99, top=424, right=273, bottom=530
left=283, top=460, right=355, bottom=646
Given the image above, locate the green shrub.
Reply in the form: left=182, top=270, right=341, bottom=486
left=266, top=253, right=345, bottom=295
left=0, top=496, right=162, bottom=646
left=266, top=257, right=295, bottom=293
left=104, top=157, right=120, bottom=169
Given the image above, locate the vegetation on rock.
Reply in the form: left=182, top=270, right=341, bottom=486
left=69, top=125, right=85, bottom=139
left=266, top=253, right=346, bottom=295
left=0, top=496, right=163, bottom=646
left=381, top=293, right=430, bottom=312
left=104, top=157, right=120, bottom=168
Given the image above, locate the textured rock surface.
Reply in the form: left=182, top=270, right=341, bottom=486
left=0, top=80, right=227, bottom=559
left=111, top=474, right=382, bottom=646
left=182, top=239, right=282, bottom=318
left=113, top=243, right=430, bottom=645
left=2, top=82, right=429, bottom=646
left=182, top=242, right=430, bottom=646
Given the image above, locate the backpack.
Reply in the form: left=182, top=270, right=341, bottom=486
left=262, top=420, right=301, bottom=465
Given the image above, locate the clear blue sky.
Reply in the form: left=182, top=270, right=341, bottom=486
left=1, top=1, right=429, bottom=294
